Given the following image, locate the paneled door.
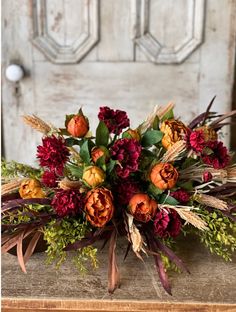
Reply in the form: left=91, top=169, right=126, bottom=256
left=2, top=0, right=236, bottom=165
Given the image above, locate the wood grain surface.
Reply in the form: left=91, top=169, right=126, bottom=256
left=2, top=236, right=236, bottom=311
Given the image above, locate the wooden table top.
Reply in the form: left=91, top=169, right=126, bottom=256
left=2, top=236, right=236, bottom=312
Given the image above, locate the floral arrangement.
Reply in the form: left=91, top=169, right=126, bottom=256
left=2, top=98, right=236, bottom=295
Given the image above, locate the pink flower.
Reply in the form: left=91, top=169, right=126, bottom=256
left=202, top=141, right=230, bottom=169
left=188, top=130, right=205, bottom=153
left=170, top=189, right=190, bottom=204
left=110, top=138, right=142, bottom=178
left=41, top=171, right=58, bottom=188
left=202, top=171, right=213, bottom=183
left=114, top=178, right=140, bottom=206
left=98, top=106, right=130, bottom=134
left=154, top=209, right=181, bottom=238
left=37, top=135, right=70, bottom=175
left=51, top=189, right=84, bottom=217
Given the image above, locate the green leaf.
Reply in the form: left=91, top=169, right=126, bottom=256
left=148, top=184, right=163, bottom=198
left=66, top=163, right=83, bottom=179
left=122, top=132, right=133, bottom=139
left=159, top=194, right=179, bottom=205
left=59, top=128, right=71, bottom=136
left=161, top=109, right=174, bottom=121
left=65, top=138, right=81, bottom=147
left=106, top=159, right=117, bottom=174
left=96, top=155, right=106, bottom=171
left=178, top=180, right=193, bottom=191
left=80, top=140, right=91, bottom=164
left=181, top=157, right=198, bottom=170
left=141, top=130, right=163, bottom=147
left=96, top=121, right=109, bottom=147
left=152, top=116, right=160, bottom=130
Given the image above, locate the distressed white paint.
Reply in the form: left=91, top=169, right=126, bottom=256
left=2, top=0, right=236, bottom=164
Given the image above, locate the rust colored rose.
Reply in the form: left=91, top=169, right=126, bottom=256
left=150, top=163, right=179, bottom=190
left=19, top=179, right=45, bottom=199
left=123, top=129, right=141, bottom=141
left=91, top=147, right=108, bottom=163
left=84, top=187, right=114, bottom=227
left=160, top=119, right=188, bottom=150
left=195, top=125, right=217, bottom=142
left=129, top=193, right=158, bottom=223
left=82, top=166, right=105, bottom=188
left=67, top=115, right=89, bottom=138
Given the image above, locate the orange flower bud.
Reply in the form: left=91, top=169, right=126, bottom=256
left=150, top=163, right=179, bottom=190
left=84, top=187, right=114, bottom=227
left=19, top=179, right=45, bottom=199
left=91, top=147, right=107, bottom=163
left=195, top=125, right=217, bottom=142
left=129, top=193, right=157, bottom=223
left=67, top=115, right=89, bottom=138
left=124, top=129, right=141, bottom=141
left=160, top=119, right=188, bottom=150
left=82, top=166, right=105, bottom=188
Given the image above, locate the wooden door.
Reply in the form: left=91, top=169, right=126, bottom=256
left=2, top=0, right=236, bottom=165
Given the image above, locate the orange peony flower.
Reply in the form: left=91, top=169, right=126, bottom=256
left=84, top=187, right=114, bottom=227
left=160, top=119, right=188, bottom=150
left=67, top=115, right=89, bottom=138
left=19, top=179, right=45, bottom=199
left=91, top=147, right=107, bottom=163
left=129, top=193, right=157, bottom=223
left=195, top=125, right=217, bottom=142
left=150, top=163, right=179, bottom=190
left=82, top=166, right=105, bottom=188
left=123, top=129, right=141, bottom=141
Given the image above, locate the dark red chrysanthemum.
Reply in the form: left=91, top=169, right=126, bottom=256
left=51, top=189, right=84, bottom=217
left=98, top=106, right=130, bottom=134
left=202, top=141, right=230, bottom=169
left=114, top=178, right=140, bottom=206
left=188, top=130, right=205, bottom=153
left=41, top=170, right=58, bottom=188
left=154, top=209, right=181, bottom=238
left=170, top=189, right=190, bottom=204
left=110, top=138, right=142, bottom=178
left=37, top=135, right=70, bottom=175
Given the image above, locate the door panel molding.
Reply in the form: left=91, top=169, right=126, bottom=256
left=32, top=0, right=99, bottom=64
left=132, top=0, right=205, bottom=63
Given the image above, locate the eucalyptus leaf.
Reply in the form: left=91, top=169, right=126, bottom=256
left=66, top=163, right=83, bottom=179
left=96, top=121, right=109, bottom=147
left=141, top=130, right=163, bottom=147
left=161, top=109, right=174, bottom=121
left=80, top=141, right=91, bottom=164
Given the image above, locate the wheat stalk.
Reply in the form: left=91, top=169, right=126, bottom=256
left=161, top=140, right=186, bottom=163
left=1, top=179, right=23, bottom=196
left=23, top=115, right=51, bottom=134
left=194, top=193, right=228, bottom=210
left=160, top=205, right=208, bottom=231
left=58, top=178, right=82, bottom=191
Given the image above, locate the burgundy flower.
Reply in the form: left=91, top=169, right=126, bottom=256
left=114, top=178, right=140, bottom=206
left=154, top=208, right=181, bottom=238
left=202, top=171, right=213, bottom=183
left=202, top=141, right=230, bottom=169
left=110, top=138, right=142, bottom=178
left=51, top=189, right=84, bottom=217
left=37, top=135, right=70, bottom=175
left=98, top=106, right=130, bottom=134
left=170, top=189, right=190, bottom=204
left=41, top=170, right=58, bottom=188
left=188, top=130, right=205, bottom=153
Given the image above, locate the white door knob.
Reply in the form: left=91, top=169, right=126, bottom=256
left=5, top=64, right=24, bottom=82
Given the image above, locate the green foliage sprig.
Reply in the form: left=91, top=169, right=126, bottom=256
left=1, top=159, right=42, bottom=180
left=43, top=217, right=98, bottom=273
left=197, top=209, right=236, bottom=261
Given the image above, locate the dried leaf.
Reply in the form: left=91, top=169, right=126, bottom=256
left=201, top=95, right=216, bottom=126
left=17, top=230, right=27, bottom=273
left=24, top=231, right=42, bottom=264
left=108, top=230, right=120, bottom=293
left=1, top=231, right=23, bottom=253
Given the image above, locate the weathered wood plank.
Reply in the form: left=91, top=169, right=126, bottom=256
left=2, top=236, right=236, bottom=307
